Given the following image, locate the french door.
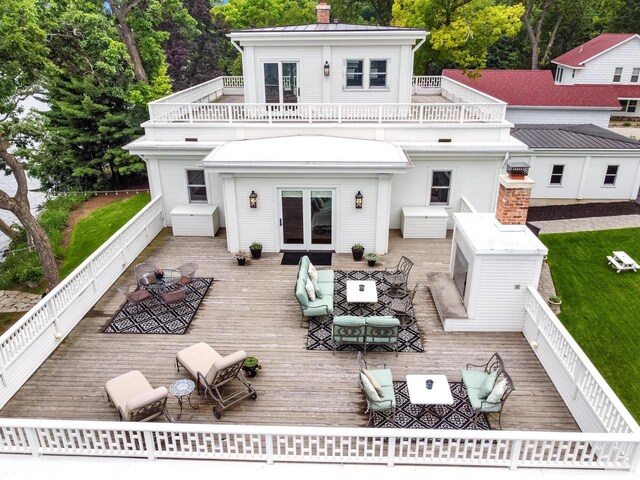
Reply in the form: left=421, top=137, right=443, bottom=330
left=263, top=62, right=299, bottom=104
left=279, top=189, right=334, bottom=251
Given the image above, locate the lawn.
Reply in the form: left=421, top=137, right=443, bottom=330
left=59, top=193, right=151, bottom=278
left=540, top=227, right=640, bottom=421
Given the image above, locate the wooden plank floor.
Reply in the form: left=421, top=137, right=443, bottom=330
left=0, top=229, right=579, bottom=431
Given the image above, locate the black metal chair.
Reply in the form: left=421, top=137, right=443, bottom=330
left=384, top=256, right=414, bottom=298
left=386, top=283, right=419, bottom=326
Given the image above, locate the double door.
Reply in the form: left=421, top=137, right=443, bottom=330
left=280, top=189, right=334, bottom=251
left=263, top=62, right=299, bottom=104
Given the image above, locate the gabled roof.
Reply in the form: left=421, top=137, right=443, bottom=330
left=442, top=69, right=621, bottom=108
left=552, top=33, right=639, bottom=68
left=610, top=85, right=640, bottom=99
left=511, top=124, right=640, bottom=150
left=231, top=23, right=425, bottom=33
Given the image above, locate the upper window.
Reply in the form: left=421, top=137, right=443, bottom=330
left=549, top=165, right=564, bottom=185
left=430, top=171, right=452, bottom=205
left=613, top=67, right=623, bottom=82
left=632, top=68, right=640, bottom=83
left=621, top=100, right=638, bottom=113
left=603, top=165, right=619, bottom=186
left=555, top=67, right=563, bottom=82
left=346, top=60, right=364, bottom=88
left=187, top=170, right=207, bottom=203
left=369, top=60, right=387, bottom=88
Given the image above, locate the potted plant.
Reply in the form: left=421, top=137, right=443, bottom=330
left=351, top=243, right=364, bottom=261
left=249, top=242, right=263, bottom=260
left=234, top=250, right=249, bottom=266
left=365, top=252, right=378, bottom=267
left=547, top=295, right=562, bottom=306
left=242, top=356, right=261, bottom=377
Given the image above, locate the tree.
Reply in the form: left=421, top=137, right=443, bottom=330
left=392, top=0, right=525, bottom=73
left=522, top=0, right=562, bottom=69
left=0, top=0, right=61, bottom=288
left=330, top=0, right=394, bottom=25
left=212, top=0, right=316, bottom=30
left=107, top=0, right=149, bottom=82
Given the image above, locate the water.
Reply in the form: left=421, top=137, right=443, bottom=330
left=0, top=174, right=46, bottom=255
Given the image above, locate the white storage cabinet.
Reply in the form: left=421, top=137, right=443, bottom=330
left=170, top=204, right=220, bottom=237
left=400, top=206, right=449, bottom=238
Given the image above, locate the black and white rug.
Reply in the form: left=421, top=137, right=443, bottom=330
left=306, top=270, right=423, bottom=353
left=104, top=277, right=213, bottom=335
left=372, top=382, right=490, bottom=430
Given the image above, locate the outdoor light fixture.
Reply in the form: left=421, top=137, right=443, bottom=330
left=249, top=190, right=258, bottom=208
left=324, top=61, right=330, bottom=77
left=355, top=191, right=363, bottom=209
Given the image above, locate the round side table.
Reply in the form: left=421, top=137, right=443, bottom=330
left=169, top=379, right=199, bottom=419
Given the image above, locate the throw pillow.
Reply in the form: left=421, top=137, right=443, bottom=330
left=305, top=278, right=316, bottom=302
left=312, top=280, right=323, bottom=299
left=362, top=369, right=384, bottom=397
left=360, top=373, right=381, bottom=402
left=478, top=371, right=498, bottom=399
left=486, top=378, right=508, bottom=404
left=308, top=263, right=318, bottom=282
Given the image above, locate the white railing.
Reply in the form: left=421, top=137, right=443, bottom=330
left=412, top=76, right=441, bottom=89
left=148, top=102, right=506, bottom=124
left=0, top=197, right=164, bottom=408
left=0, top=419, right=638, bottom=470
left=150, top=76, right=244, bottom=106
left=523, top=287, right=639, bottom=436
left=441, top=76, right=506, bottom=107
left=460, top=195, right=478, bottom=213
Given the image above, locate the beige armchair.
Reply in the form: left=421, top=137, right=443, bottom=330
left=105, top=370, right=172, bottom=422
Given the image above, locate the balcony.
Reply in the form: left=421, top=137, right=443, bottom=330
left=146, top=76, right=507, bottom=125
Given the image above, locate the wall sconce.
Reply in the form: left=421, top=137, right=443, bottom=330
left=249, top=190, right=258, bottom=208
left=324, top=61, right=330, bottom=77
left=355, top=191, right=363, bottom=209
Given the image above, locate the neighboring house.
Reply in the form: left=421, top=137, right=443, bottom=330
left=552, top=33, right=640, bottom=119
left=126, top=5, right=640, bottom=255
left=510, top=124, right=640, bottom=205
left=442, top=69, right=620, bottom=128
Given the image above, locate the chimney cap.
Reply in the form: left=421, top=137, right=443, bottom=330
left=505, top=161, right=530, bottom=179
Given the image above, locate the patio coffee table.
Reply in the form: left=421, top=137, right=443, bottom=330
left=406, top=374, right=453, bottom=419
left=346, top=280, right=378, bottom=315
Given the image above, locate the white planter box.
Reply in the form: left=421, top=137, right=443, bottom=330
left=401, top=206, right=448, bottom=239
left=170, top=204, right=220, bottom=237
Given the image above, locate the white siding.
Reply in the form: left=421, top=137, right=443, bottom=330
left=582, top=156, right=640, bottom=199
left=391, top=156, right=502, bottom=229
left=528, top=156, right=584, bottom=199
left=563, top=37, right=640, bottom=85
left=506, top=107, right=612, bottom=128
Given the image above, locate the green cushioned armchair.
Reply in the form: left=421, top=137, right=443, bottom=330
left=357, top=352, right=395, bottom=426
left=294, top=256, right=334, bottom=326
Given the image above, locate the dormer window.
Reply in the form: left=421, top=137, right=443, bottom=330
left=369, top=60, right=387, bottom=88
left=346, top=60, right=364, bottom=88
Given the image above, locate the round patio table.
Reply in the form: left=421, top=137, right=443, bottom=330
left=138, top=268, right=181, bottom=291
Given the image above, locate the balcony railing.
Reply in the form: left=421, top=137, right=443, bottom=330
left=147, top=76, right=506, bottom=125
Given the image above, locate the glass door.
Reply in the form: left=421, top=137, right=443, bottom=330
left=263, top=62, right=299, bottom=103
left=281, top=190, right=304, bottom=246
left=280, top=189, right=334, bottom=251
left=263, top=63, right=280, bottom=104
left=281, top=62, right=299, bottom=104
left=310, top=190, right=332, bottom=245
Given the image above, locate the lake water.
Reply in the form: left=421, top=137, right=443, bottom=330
left=0, top=174, right=46, bottom=255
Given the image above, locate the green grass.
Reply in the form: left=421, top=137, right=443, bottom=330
left=59, top=193, right=150, bottom=278
left=540, top=228, right=640, bottom=421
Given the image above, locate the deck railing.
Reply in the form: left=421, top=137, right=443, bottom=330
left=0, top=197, right=165, bottom=408
left=459, top=195, right=478, bottom=213
left=146, top=75, right=506, bottom=124
left=524, top=287, right=639, bottom=438
left=412, top=75, right=441, bottom=89
left=0, top=419, right=638, bottom=470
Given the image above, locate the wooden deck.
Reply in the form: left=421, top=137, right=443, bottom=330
left=0, top=229, right=578, bottom=432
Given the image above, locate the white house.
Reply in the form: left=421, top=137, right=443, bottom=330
left=552, top=33, right=640, bottom=118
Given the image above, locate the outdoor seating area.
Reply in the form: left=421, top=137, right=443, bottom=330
left=0, top=230, right=580, bottom=432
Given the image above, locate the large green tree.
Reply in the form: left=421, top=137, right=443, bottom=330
left=392, top=0, right=525, bottom=73
left=0, top=0, right=61, bottom=288
left=212, top=0, right=316, bottom=30
left=330, top=0, right=394, bottom=25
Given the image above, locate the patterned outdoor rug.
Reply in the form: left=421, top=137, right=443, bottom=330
left=372, top=382, right=490, bottom=430
left=103, top=277, right=213, bottom=335
left=306, top=270, right=423, bottom=353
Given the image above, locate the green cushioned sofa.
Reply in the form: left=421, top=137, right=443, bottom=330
left=294, top=256, right=334, bottom=326
left=332, top=315, right=400, bottom=355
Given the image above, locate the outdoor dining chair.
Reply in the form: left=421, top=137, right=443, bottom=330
left=384, top=255, right=414, bottom=298
left=133, top=262, right=157, bottom=285
left=386, top=283, right=419, bottom=326
left=176, top=262, right=198, bottom=285
left=117, top=284, right=151, bottom=312
left=161, top=285, right=187, bottom=304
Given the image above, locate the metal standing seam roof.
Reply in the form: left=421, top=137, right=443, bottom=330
left=511, top=124, right=640, bottom=150
left=231, top=23, right=425, bottom=33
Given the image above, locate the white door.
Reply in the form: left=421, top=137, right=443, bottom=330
left=279, top=189, right=334, bottom=251
left=263, top=62, right=300, bottom=104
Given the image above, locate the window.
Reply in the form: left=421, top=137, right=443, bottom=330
left=632, top=68, right=640, bottom=83
left=603, top=165, right=619, bottom=186
left=346, top=60, right=364, bottom=88
left=621, top=99, right=638, bottom=113
left=555, top=67, right=563, bottom=82
left=369, top=60, right=387, bottom=88
left=549, top=165, right=564, bottom=185
left=430, top=171, right=452, bottom=205
left=187, top=170, right=207, bottom=203
left=613, top=67, right=623, bottom=82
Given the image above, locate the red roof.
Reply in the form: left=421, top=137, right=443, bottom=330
left=442, top=69, right=621, bottom=108
left=610, top=85, right=640, bottom=99
left=552, top=33, right=638, bottom=68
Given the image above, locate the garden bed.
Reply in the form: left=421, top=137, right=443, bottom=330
left=527, top=201, right=640, bottom=222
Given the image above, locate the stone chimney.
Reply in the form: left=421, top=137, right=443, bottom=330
left=495, top=162, right=534, bottom=227
left=316, top=1, right=330, bottom=24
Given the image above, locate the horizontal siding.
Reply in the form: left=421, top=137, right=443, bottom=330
left=528, top=155, right=584, bottom=199
left=572, top=38, right=640, bottom=85
left=582, top=156, right=640, bottom=199
left=506, top=108, right=612, bottom=128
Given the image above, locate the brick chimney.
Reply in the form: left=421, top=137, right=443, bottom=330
left=316, top=1, right=330, bottom=24
left=495, top=162, right=534, bottom=227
